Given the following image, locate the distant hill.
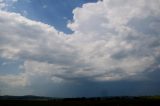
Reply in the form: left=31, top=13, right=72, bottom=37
left=0, top=95, right=160, bottom=100
left=0, top=96, right=160, bottom=106
left=0, top=95, right=52, bottom=100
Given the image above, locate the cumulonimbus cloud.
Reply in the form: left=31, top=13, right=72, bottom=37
left=0, top=0, right=160, bottom=89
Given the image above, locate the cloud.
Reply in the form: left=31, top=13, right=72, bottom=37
left=0, top=0, right=160, bottom=96
left=0, top=0, right=18, bottom=10
left=67, top=0, right=160, bottom=80
left=0, top=0, right=6, bottom=9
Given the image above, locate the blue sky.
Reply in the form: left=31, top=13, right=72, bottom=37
left=0, top=0, right=160, bottom=97
left=7, top=0, right=97, bottom=33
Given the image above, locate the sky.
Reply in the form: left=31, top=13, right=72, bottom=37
left=0, top=0, right=160, bottom=97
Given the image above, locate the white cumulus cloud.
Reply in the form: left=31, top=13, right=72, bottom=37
left=0, top=0, right=160, bottom=89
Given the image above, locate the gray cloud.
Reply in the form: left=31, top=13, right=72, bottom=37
left=0, top=0, right=160, bottom=96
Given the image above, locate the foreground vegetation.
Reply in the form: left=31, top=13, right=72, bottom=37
left=0, top=96, right=160, bottom=106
